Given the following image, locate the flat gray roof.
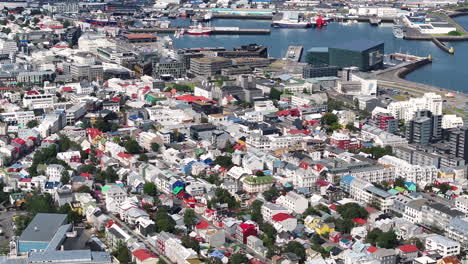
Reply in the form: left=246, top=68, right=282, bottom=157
left=19, top=213, right=68, bottom=243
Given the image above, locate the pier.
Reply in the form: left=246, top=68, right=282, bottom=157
left=127, top=27, right=270, bottom=35
left=211, top=14, right=273, bottom=20
left=284, top=46, right=303, bottom=62
left=431, top=37, right=455, bottom=54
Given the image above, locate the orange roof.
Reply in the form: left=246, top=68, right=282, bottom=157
left=123, top=33, right=157, bottom=39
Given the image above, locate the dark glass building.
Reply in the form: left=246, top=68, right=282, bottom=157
left=305, top=40, right=384, bottom=71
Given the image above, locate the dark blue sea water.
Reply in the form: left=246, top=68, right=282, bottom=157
left=168, top=16, right=468, bottom=93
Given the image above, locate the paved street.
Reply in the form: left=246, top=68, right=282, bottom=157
left=106, top=213, right=173, bottom=264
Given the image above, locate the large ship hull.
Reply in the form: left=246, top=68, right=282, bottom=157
left=271, top=22, right=311, bottom=28
left=186, top=30, right=211, bottom=35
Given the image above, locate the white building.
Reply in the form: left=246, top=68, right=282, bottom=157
left=46, top=164, right=66, bottom=182
left=442, top=114, right=464, bottom=129
left=23, top=94, right=57, bottom=109
left=425, top=234, right=460, bottom=257
left=387, top=93, right=442, bottom=121
left=105, top=185, right=128, bottom=213
left=361, top=125, right=408, bottom=147
left=455, top=195, right=468, bottom=215
left=165, top=237, right=198, bottom=264
left=261, top=202, right=289, bottom=222
left=378, top=155, right=437, bottom=186
left=137, top=131, right=159, bottom=151
left=275, top=191, right=308, bottom=214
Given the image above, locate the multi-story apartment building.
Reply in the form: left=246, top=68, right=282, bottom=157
left=425, top=234, right=460, bottom=257
left=421, top=203, right=465, bottom=230
left=275, top=191, right=309, bottom=214
left=387, top=93, right=442, bottom=121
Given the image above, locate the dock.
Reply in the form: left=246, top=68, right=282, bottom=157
left=284, top=46, right=303, bottom=62
left=127, top=27, right=270, bottom=35
left=431, top=36, right=455, bottom=54
left=212, top=14, right=273, bottom=20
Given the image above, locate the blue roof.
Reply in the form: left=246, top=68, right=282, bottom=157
left=208, top=250, right=226, bottom=259
left=340, top=175, right=355, bottom=185
left=331, top=40, right=383, bottom=52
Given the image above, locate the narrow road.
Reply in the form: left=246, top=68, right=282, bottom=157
left=106, top=214, right=173, bottom=264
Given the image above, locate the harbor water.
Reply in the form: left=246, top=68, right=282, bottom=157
left=168, top=16, right=468, bottom=93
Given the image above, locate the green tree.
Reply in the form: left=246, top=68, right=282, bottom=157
left=138, top=153, right=149, bottom=162
left=25, top=193, right=55, bottom=215
left=394, top=177, right=405, bottom=188
left=113, top=241, right=130, bottom=263
left=26, top=119, right=39, bottom=128
left=361, top=146, right=393, bottom=160
left=311, top=233, right=325, bottom=245
left=336, top=203, right=368, bottom=220
left=153, top=208, right=175, bottom=232
left=32, top=17, right=39, bottom=24
left=334, top=218, right=355, bottom=234
left=62, top=20, right=71, bottom=28
left=58, top=203, right=83, bottom=223
left=143, top=182, right=157, bottom=196
left=151, top=143, right=160, bottom=152
left=284, top=241, right=306, bottom=261
left=60, top=171, right=70, bottom=185
left=184, top=209, right=196, bottom=227
left=214, top=155, right=233, bottom=168
left=181, top=236, right=200, bottom=253
left=231, top=253, right=249, bottom=264
left=321, top=113, right=338, bottom=126
left=124, top=139, right=142, bottom=154
left=77, top=185, right=92, bottom=193
left=260, top=222, right=277, bottom=248
left=269, top=88, right=282, bottom=100
left=437, top=183, right=451, bottom=194
left=263, top=186, right=279, bottom=202
left=104, top=167, right=118, bottom=183
left=251, top=200, right=263, bottom=223
left=14, top=215, right=32, bottom=235
left=207, top=188, right=240, bottom=210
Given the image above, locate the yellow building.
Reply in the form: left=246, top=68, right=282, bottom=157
left=314, top=222, right=335, bottom=236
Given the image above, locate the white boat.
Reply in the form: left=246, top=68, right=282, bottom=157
left=393, top=25, right=404, bottom=38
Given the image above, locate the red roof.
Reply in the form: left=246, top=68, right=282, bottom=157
left=195, top=220, right=210, bottom=230
left=20, top=178, right=32, bottom=182
left=329, top=204, right=337, bottom=211
left=352, top=218, right=367, bottom=225
left=132, top=249, right=157, bottom=261
left=86, top=128, right=102, bottom=139
left=367, top=246, right=378, bottom=253
left=26, top=90, right=39, bottom=95
left=117, top=152, right=132, bottom=159
left=239, top=223, right=256, bottom=231
left=315, top=179, right=329, bottom=187
left=62, top=87, right=72, bottom=92
left=49, top=25, right=63, bottom=29
left=112, top=97, right=120, bottom=102
left=272, top=213, right=295, bottom=222
left=398, top=245, right=419, bottom=253
left=80, top=173, right=92, bottom=179
left=175, top=94, right=212, bottom=103
left=13, top=138, right=26, bottom=145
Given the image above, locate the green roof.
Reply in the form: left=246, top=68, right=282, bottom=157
left=395, top=186, right=406, bottom=193
left=244, top=176, right=273, bottom=185
left=387, top=189, right=400, bottom=194
left=173, top=186, right=184, bottom=194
